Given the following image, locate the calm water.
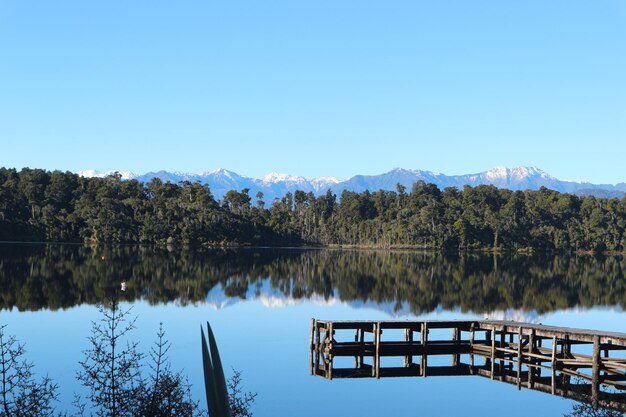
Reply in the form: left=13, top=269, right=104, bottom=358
left=1, top=243, right=625, bottom=416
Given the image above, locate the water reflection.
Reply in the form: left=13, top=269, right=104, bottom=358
left=1, top=244, right=626, bottom=315
left=310, top=319, right=626, bottom=413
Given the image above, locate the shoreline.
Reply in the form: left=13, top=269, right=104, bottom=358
left=2, top=240, right=625, bottom=256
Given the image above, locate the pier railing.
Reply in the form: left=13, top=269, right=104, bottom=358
left=309, top=319, right=626, bottom=412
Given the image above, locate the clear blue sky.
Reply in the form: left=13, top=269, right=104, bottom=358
left=1, top=1, right=625, bottom=183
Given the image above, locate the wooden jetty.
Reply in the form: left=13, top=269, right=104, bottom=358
left=310, top=319, right=626, bottom=412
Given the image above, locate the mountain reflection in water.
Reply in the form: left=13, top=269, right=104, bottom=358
left=1, top=244, right=625, bottom=315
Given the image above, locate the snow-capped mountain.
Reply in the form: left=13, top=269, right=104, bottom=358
left=77, top=169, right=137, bottom=180
left=78, top=166, right=626, bottom=201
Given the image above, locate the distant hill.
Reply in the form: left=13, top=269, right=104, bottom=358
left=574, top=189, right=626, bottom=199
left=78, top=166, right=626, bottom=201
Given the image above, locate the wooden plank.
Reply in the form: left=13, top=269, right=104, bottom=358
left=316, top=320, right=626, bottom=346
left=480, top=320, right=626, bottom=346
left=324, top=320, right=475, bottom=330
left=328, top=341, right=471, bottom=357
left=474, top=369, right=626, bottom=413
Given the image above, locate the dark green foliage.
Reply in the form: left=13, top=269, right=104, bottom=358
left=135, top=324, right=202, bottom=417
left=76, top=303, right=203, bottom=417
left=201, top=323, right=231, bottom=417
left=0, top=168, right=280, bottom=246
left=0, top=325, right=60, bottom=417
left=200, top=324, right=256, bottom=417
left=76, top=302, right=143, bottom=416
left=226, top=370, right=256, bottom=417
left=564, top=402, right=624, bottom=417
left=1, top=310, right=257, bottom=416
left=3, top=167, right=626, bottom=251
left=3, top=246, right=626, bottom=316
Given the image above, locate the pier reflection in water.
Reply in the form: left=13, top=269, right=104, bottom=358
left=310, top=319, right=626, bottom=413
left=4, top=244, right=626, bottom=415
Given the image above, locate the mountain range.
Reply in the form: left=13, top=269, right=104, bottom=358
left=78, top=166, right=626, bottom=201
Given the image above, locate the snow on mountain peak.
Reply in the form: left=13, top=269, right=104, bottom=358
left=116, top=171, right=137, bottom=180
left=78, top=170, right=136, bottom=180
left=74, top=166, right=622, bottom=202
left=173, top=171, right=194, bottom=177
left=482, top=166, right=554, bottom=181
left=262, top=172, right=307, bottom=183
left=311, top=176, right=340, bottom=185
left=77, top=169, right=101, bottom=178
left=206, top=168, right=246, bottom=180
left=484, top=166, right=510, bottom=180
left=511, top=166, right=554, bottom=180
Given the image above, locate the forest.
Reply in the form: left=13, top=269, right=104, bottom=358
left=1, top=167, right=626, bottom=252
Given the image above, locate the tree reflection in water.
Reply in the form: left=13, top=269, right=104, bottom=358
left=1, top=244, right=625, bottom=314
left=566, top=402, right=624, bottom=417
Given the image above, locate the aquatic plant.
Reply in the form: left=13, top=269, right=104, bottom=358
left=201, top=323, right=231, bottom=417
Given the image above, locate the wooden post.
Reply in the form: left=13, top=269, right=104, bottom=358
left=359, top=328, right=365, bottom=367
left=562, top=335, right=571, bottom=392
left=485, top=326, right=492, bottom=374
left=491, top=326, right=496, bottom=380
left=469, top=323, right=475, bottom=372
left=375, top=322, right=381, bottom=379
left=328, top=322, right=334, bottom=380
left=499, top=327, right=506, bottom=379
left=314, top=320, right=321, bottom=376
left=404, top=327, right=413, bottom=367
left=551, top=336, right=557, bottom=395
left=422, top=322, right=427, bottom=377
left=354, top=328, right=359, bottom=368
left=592, top=336, right=600, bottom=407
left=310, top=318, right=315, bottom=375
left=517, top=327, right=522, bottom=390
left=452, top=327, right=460, bottom=367
left=528, top=330, right=535, bottom=389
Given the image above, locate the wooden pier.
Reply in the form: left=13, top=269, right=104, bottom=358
left=310, top=319, right=626, bottom=412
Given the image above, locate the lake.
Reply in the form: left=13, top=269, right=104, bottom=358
left=1, top=243, right=625, bottom=416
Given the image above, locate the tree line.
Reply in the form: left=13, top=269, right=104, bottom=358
left=2, top=167, right=626, bottom=251
left=2, top=245, right=626, bottom=314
